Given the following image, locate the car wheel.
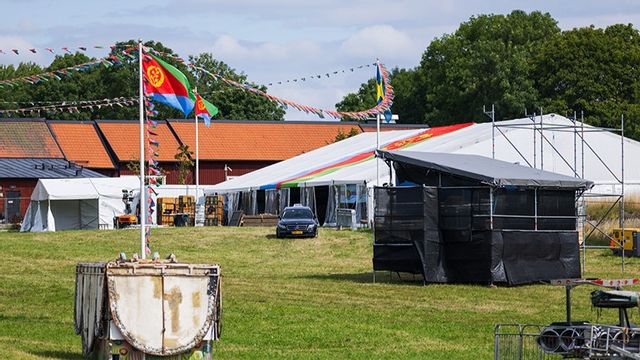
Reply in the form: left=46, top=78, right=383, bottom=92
left=276, top=232, right=282, bottom=239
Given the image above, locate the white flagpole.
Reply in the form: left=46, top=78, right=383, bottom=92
left=195, top=90, right=200, bottom=225
left=138, top=39, right=146, bottom=259
left=376, top=59, right=380, bottom=187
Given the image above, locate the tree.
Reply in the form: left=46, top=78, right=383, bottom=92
left=335, top=67, right=423, bottom=123
left=419, top=10, right=560, bottom=125
left=336, top=11, right=560, bottom=125
left=532, top=24, right=640, bottom=139
left=174, top=144, right=194, bottom=185
left=190, top=53, right=285, bottom=120
left=333, top=127, right=359, bottom=142
left=0, top=40, right=285, bottom=121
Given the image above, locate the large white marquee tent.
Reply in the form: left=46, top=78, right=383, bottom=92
left=208, top=114, right=640, bottom=225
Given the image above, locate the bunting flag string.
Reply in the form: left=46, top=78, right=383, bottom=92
left=0, top=44, right=122, bottom=56
left=264, top=63, right=376, bottom=87
left=190, top=62, right=394, bottom=120
left=0, top=46, right=136, bottom=89
left=0, top=97, right=138, bottom=116
left=143, top=95, right=162, bottom=255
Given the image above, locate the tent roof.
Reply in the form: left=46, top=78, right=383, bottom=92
left=31, top=176, right=139, bottom=201
left=378, top=150, right=594, bottom=189
left=209, top=114, right=639, bottom=193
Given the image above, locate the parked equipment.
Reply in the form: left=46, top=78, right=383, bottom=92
left=74, top=255, right=222, bottom=359
left=113, top=190, right=138, bottom=229
left=610, top=228, right=640, bottom=257
left=495, top=278, right=640, bottom=359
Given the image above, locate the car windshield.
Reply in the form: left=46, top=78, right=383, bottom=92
left=282, top=208, right=314, bottom=219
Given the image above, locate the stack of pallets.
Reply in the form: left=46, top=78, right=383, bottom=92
left=205, top=195, right=224, bottom=226
left=157, top=197, right=176, bottom=226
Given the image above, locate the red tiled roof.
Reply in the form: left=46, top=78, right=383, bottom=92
left=0, top=120, right=64, bottom=158
left=96, top=121, right=181, bottom=162
left=168, top=121, right=362, bottom=161
left=49, top=122, right=115, bottom=169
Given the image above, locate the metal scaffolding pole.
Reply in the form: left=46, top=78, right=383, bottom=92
left=621, top=114, right=625, bottom=274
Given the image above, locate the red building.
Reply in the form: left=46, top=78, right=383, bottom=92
left=167, top=120, right=363, bottom=184
left=0, top=119, right=105, bottom=221
left=48, top=120, right=117, bottom=176
left=95, top=120, right=184, bottom=184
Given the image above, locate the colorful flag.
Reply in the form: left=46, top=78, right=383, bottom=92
left=143, top=53, right=194, bottom=117
left=376, top=64, right=392, bottom=123
left=193, top=93, right=219, bottom=127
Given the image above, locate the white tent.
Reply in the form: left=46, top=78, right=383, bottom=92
left=210, top=114, right=639, bottom=192
left=21, top=176, right=140, bottom=232
left=208, top=114, right=640, bottom=224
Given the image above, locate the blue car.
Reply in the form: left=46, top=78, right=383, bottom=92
left=276, top=205, right=318, bottom=238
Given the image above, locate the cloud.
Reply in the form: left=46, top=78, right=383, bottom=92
left=210, top=35, right=324, bottom=65
left=339, top=25, right=415, bottom=61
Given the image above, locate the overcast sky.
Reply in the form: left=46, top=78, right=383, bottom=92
left=2, top=0, right=640, bottom=120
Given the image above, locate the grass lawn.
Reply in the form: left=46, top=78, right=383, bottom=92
left=0, top=226, right=639, bottom=359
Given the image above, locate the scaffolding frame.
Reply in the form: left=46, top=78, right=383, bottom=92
left=484, top=107, right=626, bottom=273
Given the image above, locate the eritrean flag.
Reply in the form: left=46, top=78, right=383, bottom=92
left=194, top=93, right=219, bottom=127
left=143, top=53, right=194, bottom=117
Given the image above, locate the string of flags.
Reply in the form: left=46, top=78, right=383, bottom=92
left=0, top=97, right=138, bottom=116
left=0, top=46, right=136, bottom=88
left=0, top=44, right=121, bottom=55
left=264, top=63, right=376, bottom=87
left=144, top=96, right=161, bottom=255
left=0, top=42, right=394, bottom=121
left=190, top=62, right=394, bottom=120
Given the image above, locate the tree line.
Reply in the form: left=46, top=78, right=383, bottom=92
left=336, top=10, right=640, bottom=140
left=0, top=40, right=285, bottom=121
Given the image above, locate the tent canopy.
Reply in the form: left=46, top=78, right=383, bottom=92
left=210, top=114, right=639, bottom=194
left=378, top=150, right=594, bottom=189
left=22, top=176, right=140, bottom=232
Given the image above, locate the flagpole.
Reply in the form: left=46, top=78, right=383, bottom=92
left=138, top=39, right=146, bottom=259
left=195, top=89, right=200, bottom=226
left=375, top=59, right=380, bottom=187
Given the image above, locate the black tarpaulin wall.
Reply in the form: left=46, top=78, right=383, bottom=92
left=373, top=186, right=581, bottom=285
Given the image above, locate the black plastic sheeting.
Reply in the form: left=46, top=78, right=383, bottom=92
left=373, top=186, right=581, bottom=285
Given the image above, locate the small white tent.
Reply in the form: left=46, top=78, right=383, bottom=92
left=21, top=176, right=140, bottom=232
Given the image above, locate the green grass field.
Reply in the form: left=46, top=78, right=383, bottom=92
left=0, top=227, right=639, bottom=359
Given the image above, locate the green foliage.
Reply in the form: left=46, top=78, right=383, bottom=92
left=532, top=24, right=640, bottom=138
left=337, top=11, right=640, bottom=140
left=335, top=67, right=424, bottom=123
left=174, top=144, right=194, bottom=185
left=190, top=53, right=285, bottom=120
left=333, top=127, right=359, bottom=142
left=0, top=40, right=285, bottom=121
left=0, top=227, right=637, bottom=359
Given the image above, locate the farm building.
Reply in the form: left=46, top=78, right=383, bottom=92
left=167, top=120, right=363, bottom=184
left=0, top=119, right=105, bottom=222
